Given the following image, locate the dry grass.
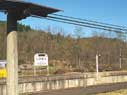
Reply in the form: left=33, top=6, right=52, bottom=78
left=96, top=89, right=127, bottom=95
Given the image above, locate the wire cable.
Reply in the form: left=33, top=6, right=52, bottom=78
left=51, top=14, right=127, bottom=29
left=47, top=15, right=127, bottom=32
left=32, top=15, right=123, bottom=34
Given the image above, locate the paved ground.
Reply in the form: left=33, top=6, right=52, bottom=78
left=22, top=82, right=127, bottom=95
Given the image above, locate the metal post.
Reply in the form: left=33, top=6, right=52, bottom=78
left=7, top=13, right=18, bottom=95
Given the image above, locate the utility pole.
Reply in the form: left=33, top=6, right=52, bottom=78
left=96, top=54, right=99, bottom=74
left=96, top=53, right=101, bottom=78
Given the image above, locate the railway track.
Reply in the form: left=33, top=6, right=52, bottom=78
left=22, top=82, right=127, bottom=95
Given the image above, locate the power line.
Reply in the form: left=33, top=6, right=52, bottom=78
left=47, top=15, right=127, bottom=32
left=32, top=15, right=123, bottom=34
left=32, top=15, right=127, bottom=34
left=51, top=14, right=127, bottom=29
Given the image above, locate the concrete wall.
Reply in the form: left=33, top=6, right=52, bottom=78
left=1, top=71, right=127, bottom=95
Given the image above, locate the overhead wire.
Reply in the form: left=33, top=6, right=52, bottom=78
left=47, top=15, right=127, bottom=32
left=32, top=14, right=127, bottom=34
left=52, top=14, right=127, bottom=29
left=45, top=17, right=123, bottom=33
left=32, top=15, right=123, bottom=34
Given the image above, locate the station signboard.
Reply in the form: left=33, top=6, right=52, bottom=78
left=34, top=53, right=48, bottom=66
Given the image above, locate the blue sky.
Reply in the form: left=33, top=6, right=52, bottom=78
left=0, top=0, right=127, bottom=37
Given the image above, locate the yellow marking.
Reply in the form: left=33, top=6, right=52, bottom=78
left=0, top=69, right=7, bottom=78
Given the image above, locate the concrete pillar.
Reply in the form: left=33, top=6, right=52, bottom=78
left=6, top=13, right=18, bottom=95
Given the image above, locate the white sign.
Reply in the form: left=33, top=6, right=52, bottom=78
left=34, top=53, right=48, bottom=66
left=0, top=60, right=7, bottom=68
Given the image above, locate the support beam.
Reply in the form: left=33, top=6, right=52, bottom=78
left=6, top=13, right=18, bottom=95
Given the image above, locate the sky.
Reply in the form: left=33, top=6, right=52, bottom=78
left=0, top=0, right=127, bottom=37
